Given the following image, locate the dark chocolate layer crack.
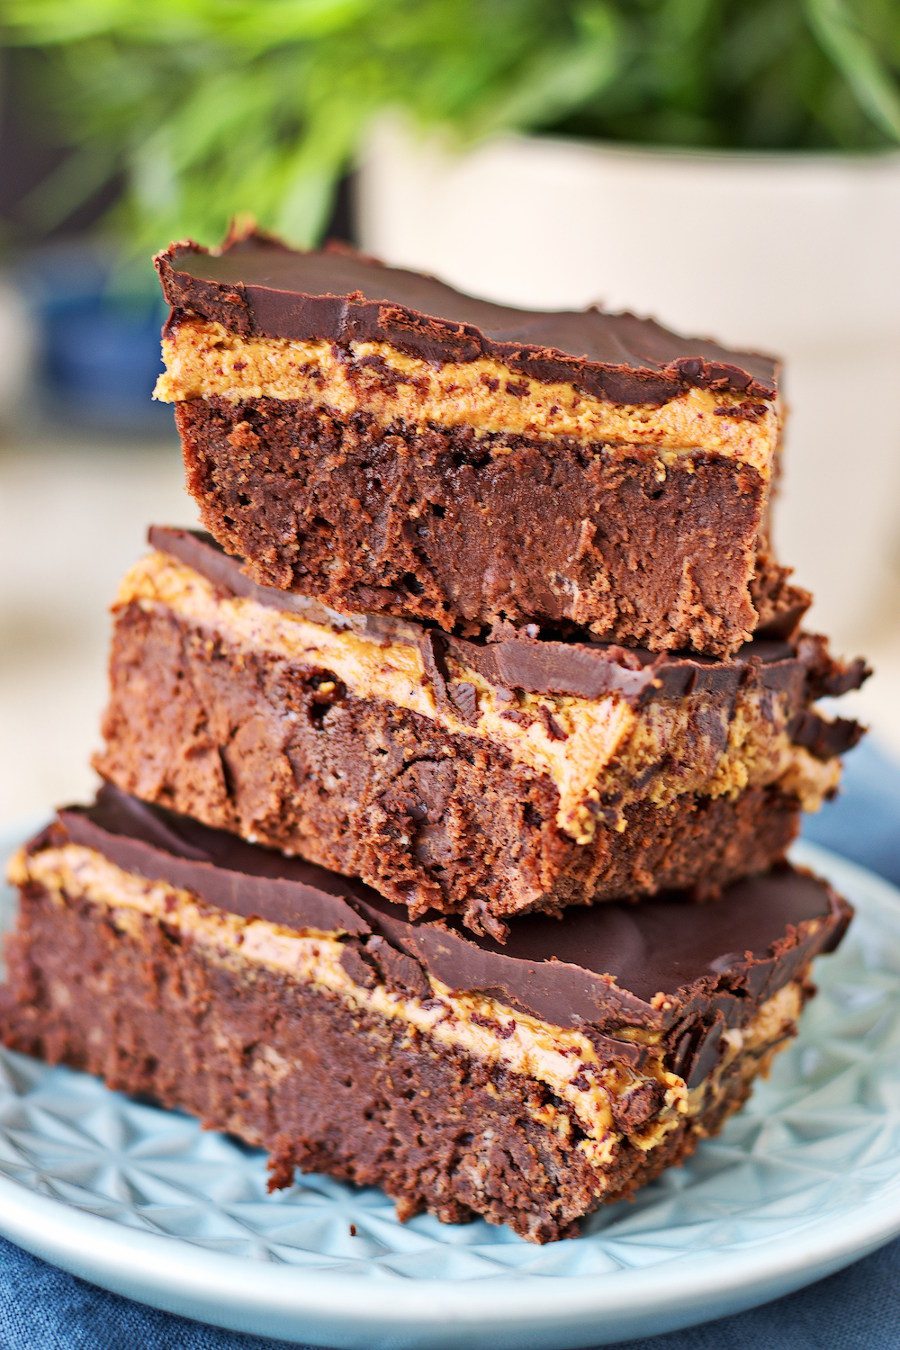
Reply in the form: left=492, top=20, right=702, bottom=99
left=45, top=786, right=851, bottom=1049
left=148, top=527, right=868, bottom=753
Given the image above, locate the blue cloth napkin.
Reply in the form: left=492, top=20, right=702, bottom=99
left=2, top=738, right=898, bottom=1349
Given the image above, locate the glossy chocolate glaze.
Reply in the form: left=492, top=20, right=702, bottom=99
left=155, top=230, right=778, bottom=405
left=40, top=787, right=851, bottom=1042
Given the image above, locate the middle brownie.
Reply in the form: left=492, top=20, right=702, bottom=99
left=95, top=527, right=865, bottom=936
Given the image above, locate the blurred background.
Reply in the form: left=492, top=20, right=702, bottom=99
left=1, top=0, right=898, bottom=821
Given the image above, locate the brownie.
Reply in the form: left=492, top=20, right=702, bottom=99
left=154, top=228, right=806, bottom=656
left=3, top=787, right=851, bottom=1243
left=93, top=527, right=865, bottom=937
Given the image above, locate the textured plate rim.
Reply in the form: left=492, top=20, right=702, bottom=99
left=1, top=837, right=899, bottom=1347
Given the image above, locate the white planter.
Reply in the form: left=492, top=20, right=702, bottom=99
left=356, top=119, right=900, bottom=649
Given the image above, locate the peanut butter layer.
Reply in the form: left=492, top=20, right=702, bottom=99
left=115, top=549, right=842, bottom=844
left=156, top=318, right=778, bottom=474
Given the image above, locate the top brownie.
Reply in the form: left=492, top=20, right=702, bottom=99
left=155, top=228, right=803, bottom=656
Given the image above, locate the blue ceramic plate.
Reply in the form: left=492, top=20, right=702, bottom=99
left=1, top=834, right=898, bottom=1349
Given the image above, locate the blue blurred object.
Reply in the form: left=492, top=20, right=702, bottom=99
left=803, top=737, right=900, bottom=887
left=19, top=241, right=170, bottom=434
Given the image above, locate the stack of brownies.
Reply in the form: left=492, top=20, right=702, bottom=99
left=2, top=230, right=869, bottom=1242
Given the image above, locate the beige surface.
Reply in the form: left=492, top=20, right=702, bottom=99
left=1, top=438, right=896, bottom=828
left=0, top=438, right=192, bottom=822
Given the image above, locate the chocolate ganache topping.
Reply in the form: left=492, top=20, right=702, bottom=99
left=155, top=228, right=778, bottom=405
left=43, top=787, right=850, bottom=1051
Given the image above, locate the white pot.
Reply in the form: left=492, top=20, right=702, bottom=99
left=356, top=119, right=900, bottom=650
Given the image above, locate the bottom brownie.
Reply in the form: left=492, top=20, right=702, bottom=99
left=2, top=790, right=851, bottom=1242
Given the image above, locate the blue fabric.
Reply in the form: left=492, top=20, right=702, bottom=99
left=1, top=737, right=898, bottom=1349
left=803, top=737, right=900, bottom=889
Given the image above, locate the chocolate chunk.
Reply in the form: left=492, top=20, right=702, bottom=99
left=363, top=935, right=431, bottom=1000
left=670, top=1017, right=727, bottom=1089
left=448, top=681, right=479, bottom=723
left=537, top=705, right=568, bottom=741
left=789, top=710, right=866, bottom=761
left=610, top=1080, right=667, bottom=1132
left=339, top=942, right=379, bottom=990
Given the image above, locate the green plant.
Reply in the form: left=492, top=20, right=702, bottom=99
left=5, top=0, right=900, bottom=251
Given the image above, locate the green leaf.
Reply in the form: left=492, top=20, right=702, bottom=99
left=3, top=0, right=899, bottom=253
left=805, top=0, right=900, bottom=140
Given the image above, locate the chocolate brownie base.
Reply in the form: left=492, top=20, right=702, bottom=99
left=4, top=801, right=849, bottom=1242
left=0, top=883, right=775, bottom=1242
left=95, top=562, right=849, bottom=931
left=174, top=395, right=802, bottom=655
